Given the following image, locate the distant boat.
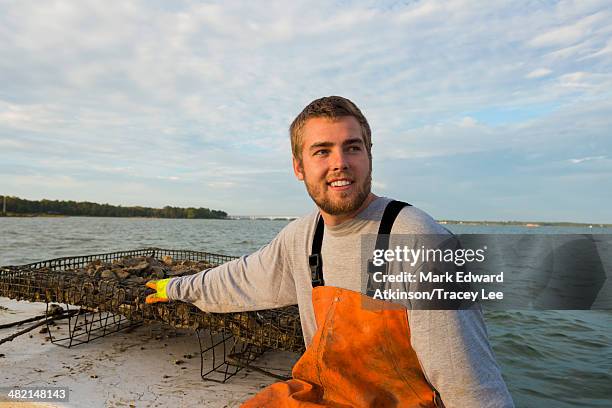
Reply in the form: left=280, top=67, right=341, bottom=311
left=525, top=223, right=540, bottom=227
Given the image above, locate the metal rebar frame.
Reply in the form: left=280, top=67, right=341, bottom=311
left=195, top=328, right=259, bottom=382
left=44, top=302, right=141, bottom=348
left=0, top=248, right=305, bottom=381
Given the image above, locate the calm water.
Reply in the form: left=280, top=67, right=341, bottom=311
left=1, top=217, right=611, bottom=407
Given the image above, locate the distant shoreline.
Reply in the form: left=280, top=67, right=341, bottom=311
left=1, top=213, right=609, bottom=227
left=0, top=196, right=228, bottom=220
left=0, top=213, right=230, bottom=220
left=1, top=213, right=67, bottom=218
left=437, top=220, right=612, bottom=228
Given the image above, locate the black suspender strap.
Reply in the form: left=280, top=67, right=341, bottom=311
left=365, top=200, right=411, bottom=295
left=309, top=215, right=325, bottom=287
left=309, top=200, right=412, bottom=288
left=373, top=200, right=411, bottom=252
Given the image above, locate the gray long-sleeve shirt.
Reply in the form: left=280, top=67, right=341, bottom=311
left=167, top=197, right=514, bottom=407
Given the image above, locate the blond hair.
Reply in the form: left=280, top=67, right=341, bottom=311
left=290, top=96, right=372, bottom=161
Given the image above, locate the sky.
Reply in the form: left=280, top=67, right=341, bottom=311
left=1, top=0, right=611, bottom=223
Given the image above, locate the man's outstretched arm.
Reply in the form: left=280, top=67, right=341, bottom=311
left=161, top=228, right=298, bottom=313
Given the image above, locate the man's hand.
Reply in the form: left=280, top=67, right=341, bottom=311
left=145, top=278, right=171, bottom=304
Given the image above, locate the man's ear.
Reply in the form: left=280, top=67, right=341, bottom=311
left=292, top=157, right=304, bottom=181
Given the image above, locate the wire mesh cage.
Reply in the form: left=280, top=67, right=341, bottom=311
left=0, top=248, right=305, bottom=354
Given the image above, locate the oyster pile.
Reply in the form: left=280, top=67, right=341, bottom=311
left=0, top=255, right=305, bottom=352
left=77, top=255, right=214, bottom=285
left=0, top=256, right=213, bottom=309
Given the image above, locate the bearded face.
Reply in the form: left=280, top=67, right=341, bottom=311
left=301, top=165, right=371, bottom=216
left=293, top=116, right=373, bottom=220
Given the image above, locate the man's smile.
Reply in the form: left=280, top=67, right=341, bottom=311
left=327, top=178, right=354, bottom=191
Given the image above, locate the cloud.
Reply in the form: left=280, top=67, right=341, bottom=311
left=557, top=71, right=612, bottom=90
left=528, top=11, right=609, bottom=48
left=372, top=180, right=387, bottom=191
left=526, top=68, right=552, bottom=79
left=1, top=0, right=611, bottom=221
left=568, top=156, right=607, bottom=164
left=581, top=39, right=612, bottom=59
left=459, top=117, right=478, bottom=127
left=395, top=2, right=442, bottom=22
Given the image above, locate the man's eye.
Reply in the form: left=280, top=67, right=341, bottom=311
left=348, top=146, right=362, bottom=152
left=314, top=150, right=329, bottom=156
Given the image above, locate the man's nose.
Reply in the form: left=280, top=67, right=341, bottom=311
left=331, top=150, right=349, bottom=171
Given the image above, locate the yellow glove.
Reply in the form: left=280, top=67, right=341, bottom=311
left=145, top=278, right=171, bottom=304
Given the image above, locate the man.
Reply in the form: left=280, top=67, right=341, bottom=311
left=146, top=96, right=514, bottom=407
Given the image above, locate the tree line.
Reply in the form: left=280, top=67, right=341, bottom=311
left=0, top=196, right=227, bottom=219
